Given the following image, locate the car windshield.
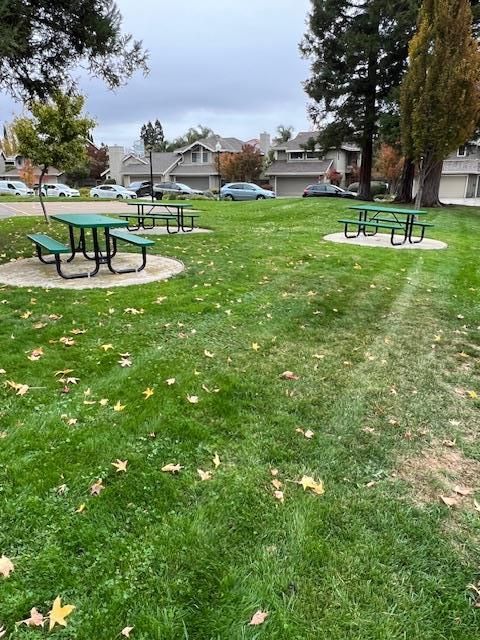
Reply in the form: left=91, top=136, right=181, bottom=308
left=56, top=184, right=69, bottom=189
left=128, top=183, right=141, bottom=188
left=175, top=183, right=193, bottom=191
left=12, top=181, right=27, bottom=188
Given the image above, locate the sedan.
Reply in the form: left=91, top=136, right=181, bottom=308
left=128, top=181, right=153, bottom=197
left=220, top=182, right=276, bottom=201
left=302, top=184, right=356, bottom=198
left=39, top=183, right=80, bottom=197
left=90, top=184, right=137, bottom=199
left=153, top=181, right=204, bottom=199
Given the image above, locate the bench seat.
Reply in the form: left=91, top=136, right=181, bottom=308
left=27, top=233, right=70, bottom=254
left=337, top=219, right=403, bottom=229
left=108, top=229, right=155, bottom=273
left=118, top=212, right=199, bottom=234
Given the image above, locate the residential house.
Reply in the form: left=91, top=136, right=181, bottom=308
left=106, top=135, right=249, bottom=191
left=0, top=151, right=63, bottom=183
left=265, top=132, right=361, bottom=196
left=438, top=142, right=480, bottom=199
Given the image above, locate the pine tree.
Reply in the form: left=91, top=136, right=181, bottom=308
left=140, top=120, right=167, bottom=152
left=301, top=0, right=420, bottom=200
left=401, top=0, right=480, bottom=207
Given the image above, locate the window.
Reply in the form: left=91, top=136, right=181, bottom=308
left=202, top=151, right=209, bottom=163
left=306, top=151, right=317, bottom=159
left=191, top=151, right=200, bottom=163
left=458, top=145, right=467, bottom=157
left=191, top=148, right=209, bottom=163
left=290, top=152, right=304, bottom=160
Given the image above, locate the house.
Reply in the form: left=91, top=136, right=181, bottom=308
left=106, top=135, right=250, bottom=191
left=438, top=142, right=480, bottom=200
left=265, top=132, right=361, bottom=196
left=0, top=151, right=63, bottom=183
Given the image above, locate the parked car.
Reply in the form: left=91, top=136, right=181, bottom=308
left=0, top=180, right=34, bottom=196
left=90, top=184, right=137, bottom=199
left=220, top=182, right=276, bottom=201
left=127, top=181, right=153, bottom=197
left=347, top=181, right=389, bottom=196
left=302, top=184, right=356, bottom=199
left=153, top=182, right=204, bottom=199
left=38, top=183, right=80, bottom=197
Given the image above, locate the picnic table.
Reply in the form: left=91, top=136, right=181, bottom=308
left=338, top=204, right=433, bottom=246
left=120, top=201, right=199, bottom=234
left=27, top=214, right=154, bottom=279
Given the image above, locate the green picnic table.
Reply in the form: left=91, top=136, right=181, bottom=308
left=121, top=201, right=198, bottom=233
left=338, top=204, right=433, bottom=245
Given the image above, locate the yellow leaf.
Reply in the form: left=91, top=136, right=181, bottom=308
left=0, top=555, right=14, bottom=578
left=20, top=310, right=32, bottom=319
left=297, top=475, right=324, bottom=495
left=270, top=468, right=279, bottom=476
left=204, top=349, right=214, bottom=358
left=304, top=429, right=315, bottom=439
left=187, top=395, right=199, bottom=404
left=249, top=610, right=268, bottom=626
left=101, top=344, right=113, bottom=351
left=143, top=387, right=154, bottom=399
left=161, top=463, right=183, bottom=473
left=252, top=342, right=260, bottom=351
left=75, top=504, right=86, bottom=514
left=112, top=459, right=128, bottom=472
left=99, top=398, right=109, bottom=406
left=212, top=452, right=221, bottom=468
left=467, top=390, right=478, bottom=399
left=165, top=378, right=176, bottom=385
left=113, top=401, right=125, bottom=412
left=197, top=469, right=212, bottom=481
left=121, top=626, right=134, bottom=637
left=48, top=596, right=75, bottom=631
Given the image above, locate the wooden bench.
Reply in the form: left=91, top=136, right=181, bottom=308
left=108, top=229, right=155, bottom=273
left=118, top=213, right=200, bottom=234
left=338, top=218, right=405, bottom=245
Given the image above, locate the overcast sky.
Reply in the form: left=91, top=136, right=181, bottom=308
left=0, top=0, right=313, bottom=149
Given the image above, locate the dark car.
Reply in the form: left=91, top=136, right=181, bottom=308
left=127, top=181, right=153, bottom=197
left=302, top=184, right=356, bottom=198
left=153, top=181, right=204, bottom=199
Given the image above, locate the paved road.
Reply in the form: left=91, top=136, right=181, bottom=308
left=0, top=200, right=136, bottom=218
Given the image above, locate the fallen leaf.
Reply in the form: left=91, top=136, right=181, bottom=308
left=142, top=387, right=154, bottom=400
left=121, top=626, right=134, bottom=637
left=271, top=479, right=282, bottom=490
left=118, top=357, right=132, bottom=368
left=204, top=349, right=214, bottom=358
left=0, top=625, right=5, bottom=638
left=161, top=463, right=183, bottom=473
left=113, top=401, right=125, bottom=412
left=249, top=610, right=268, bottom=626
left=124, top=307, right=144, bottom=315
left=99, top=398, right=109, bottom=406
left=273, top=490, right=284, bottom=503
left=454, top=486, right=474, bottom=497
left=59, top=336, right=75, bottom=346
left=296, top=475, right=325, bottom=496
left=90, top=479, right=105, bottom=496
left=187, top=395, right=199, bottom=404
left=474, top=499, right=480, bottom=512
left=5, top=380, right=29, bottom=396
left=440, top=495, right=459, bottom=507
left=75, top=504, right=86, bottom=514
left=27, top=347, right=44, bottom=361
left=213, top=452, right=221, bottom=468
left=442, top=439, right=456, bottom=447
left=467, top=390, right=478, bottom=399
left=165, top=377, right=176, bottom=385
left=252, top=342, right=260, bottom=351
left=0, top=555, right=14, bottom=578
left=20, top=608, right=45, bottom=627
left=20, top=310, right=32, bottom=319
left=280, top=371, right=299, bottom=380
left=197, top=469, right=212, bottom=481
left=48, top=596, right=75, bottom=631
left=101, top=344, right=113, bottom=351
left=112, top=459, right=128, bottom=473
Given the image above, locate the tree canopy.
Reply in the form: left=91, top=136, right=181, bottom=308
left=0, top=0, right=147, bottom=100
left=219, top=145, right=264, bottom=183
left=401, top=0, right=480, bottom=207
left=166, top=125, right=215, bottom=151
left=140, top=120, right=166, bottom=152
left=14, top=92, right=95, bottom=221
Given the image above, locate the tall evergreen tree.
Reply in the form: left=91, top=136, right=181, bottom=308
left=140, top=120, right=166, bottom=152
left=401, top=0, right=480, bottom=207
left=301, top=0, right=419, bottom=200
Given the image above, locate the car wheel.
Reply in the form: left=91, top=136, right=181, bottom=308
left=93, top=194, right=99, bottom=198
left=256, top=195, right=266, bottom=200
left=224, top=194, right=234, bottom=201
left=116, top=194, right=123, bottom=199
left=59, top=193, right=66, bottom=197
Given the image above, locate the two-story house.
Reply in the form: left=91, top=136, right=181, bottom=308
left=0, top=151, right=63, bottom=183
left=265, top=132, right=361, bottom=196
left=439, top=142, right=480, bottom=200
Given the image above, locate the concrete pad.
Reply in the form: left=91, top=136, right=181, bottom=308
left=324, top=232, right=447, bottom=250
left=0, top=254, right=185, bottom=289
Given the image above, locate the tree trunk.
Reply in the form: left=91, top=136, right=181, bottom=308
left=357, top=44, right=378, bottom=202
left=358, top=135, right=373, bottom=201
left=38, top=166, right=49, bottom=224
left=419, top=159, right=443, bottom=207
left=394, top=158, right=415, bottom=203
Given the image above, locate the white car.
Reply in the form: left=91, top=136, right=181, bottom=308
left=40, top=183, right=80, bottom=197
left=0, top=180, right=34, bottom=196
left=90, top=184, right=137, bottom=199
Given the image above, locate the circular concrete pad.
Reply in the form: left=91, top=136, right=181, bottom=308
left=0, top=253, right=185, bottom=289
left=324, top=232, right=447, bottom=250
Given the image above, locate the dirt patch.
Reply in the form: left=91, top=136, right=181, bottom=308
left=396, top=444, right=480, bottom=506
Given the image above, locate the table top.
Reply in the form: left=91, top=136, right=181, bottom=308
left=127, top=202, right=193, bottom=209
left=51, top=214, right=129, bottom=228
left=349, top=205, right=427, bottom=216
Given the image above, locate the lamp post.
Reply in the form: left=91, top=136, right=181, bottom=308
left=148, top=147, right=154, bottom=203
left=215, top=140, right=222, bottom=200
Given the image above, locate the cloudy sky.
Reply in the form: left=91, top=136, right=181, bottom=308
left=0, top=0, right=314, bottom=149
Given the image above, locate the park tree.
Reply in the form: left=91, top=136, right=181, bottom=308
left=401, top=0, right=480, bottom=207
left=0, top=0, right=147, bottom=101
left=219, top=145, right=264, bottom=182
left=18, top=159, right=36, bottom=187
left=14, top=92, right=95, bottom=223
left=301, top=0, right=419, bottom=200
left=375, top=143, right=403, bottom=194
left=140, top=119, right=166, bottom=152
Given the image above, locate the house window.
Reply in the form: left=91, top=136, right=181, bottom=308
left=458, top=145, right=467, bottom=157
left=290, top=152, right=304, bottom=160
left=191, top=149, right=209, bottom=163
left=202, top=150, right=209, bottom=163
left=306, top=151, right=317, bottom=159
left=191, top=151, right=200, bottom=163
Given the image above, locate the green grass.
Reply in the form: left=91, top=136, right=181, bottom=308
left=0, top=198, right=480, bottom=639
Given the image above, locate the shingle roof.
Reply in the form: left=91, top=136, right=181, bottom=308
left=124, top=153, right=178, bottom=176
left=272, top=132, right=360, bottom=153
left=265, top=160, right=332, bottom=176
left=1, top=166, right=63, bottom=177
left=170, top=163, right=216, bottom=176
left=176, top=135, right=245, bottom=153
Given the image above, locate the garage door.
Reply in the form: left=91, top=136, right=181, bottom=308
left=439, top=175, right=467, bottom=198
left=275, top=177, right=311, bottom=197
left=175, top=176, right=210, bottom=190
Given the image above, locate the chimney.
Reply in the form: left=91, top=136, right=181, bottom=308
left=259, top=132, right=271, bottom=155
left=107, top=145, right=125, bottom=185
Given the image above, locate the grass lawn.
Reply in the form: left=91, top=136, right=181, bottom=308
left=0, top=198, right=479, bottom=639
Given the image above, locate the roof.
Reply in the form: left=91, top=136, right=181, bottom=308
left=171, top=163, right=217, bottom=176
left=265, top=159, right=333, bottom=176
left=1, top=165, right=63, bottom=178
left=176, top=135, right=245, bottom=154
left=123, top=152, right=179, bottom=176
left=272, top=131, right=360, bottom=153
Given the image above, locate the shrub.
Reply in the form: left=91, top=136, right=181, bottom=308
left=347, top=181, right=388, bottom=196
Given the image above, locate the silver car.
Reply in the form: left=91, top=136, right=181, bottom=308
left=220, top=182, right=275, bottom=201
left=90, top=184, right=137, bottom=199
left=0, top=180, right=34, bottom=196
